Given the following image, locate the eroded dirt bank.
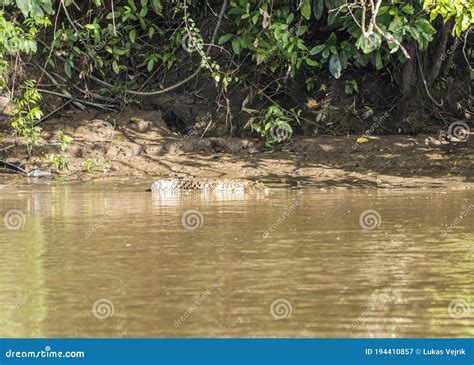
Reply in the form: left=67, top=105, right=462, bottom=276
left=0, top=110, right=472, bottom=189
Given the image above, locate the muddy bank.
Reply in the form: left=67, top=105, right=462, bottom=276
left=0, top=110, right=472, bottom=189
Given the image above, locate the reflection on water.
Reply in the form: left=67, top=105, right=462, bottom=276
left=0, top=179, right=472, bottom=338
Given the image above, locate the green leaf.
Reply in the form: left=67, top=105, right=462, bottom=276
left=401, top=4, right=414, bottom=15
left=356, top=33, right=382, bottom=54
left=151, top=0, right=161, bottom=13
left=112, top=60, right=120, bottom=74
left=374, top=51, right=383, bottom=70
left=327, top=32, right=337, bottom=46
left=148, top=26, right=155, bottom=39
left=147, top=59, right=154, bottom=72
left=313, top=0, right=324, bottom=20
left=310, top=45, right=325, bottom=55
left=296, top=25, right=308, bottom=36
left=64, top=59, right=73, bottom=78
left=16, top=0, right=31, bottom=17
left=286, top=13, right=294, bottom=25
left=301, top=0, right=311, bottom=20
left=218, top=33, right=233, bottom=45
left=114, top=48, right=128, bottom=55
left=251, top=12, right=259, bottom=25
left=414, top=18, right=436, bottom=36
left=409, top=27, right=423, bottom=46
left=232, top=38, right=241, bottom=54
left=129, top=29, right=137, bottom=43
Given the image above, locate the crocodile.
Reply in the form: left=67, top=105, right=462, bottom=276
left=151, top=177, right=267, bottom=193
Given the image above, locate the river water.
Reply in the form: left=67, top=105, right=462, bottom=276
left=0, top=179, right=472, bottom=337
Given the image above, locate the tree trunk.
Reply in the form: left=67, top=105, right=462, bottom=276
left=401, top=40, right=418, bottom=95
left=427, top=19, right=454, bottom=87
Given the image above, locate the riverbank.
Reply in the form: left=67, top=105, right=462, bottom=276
left=0, top=110, right=472, bottom=189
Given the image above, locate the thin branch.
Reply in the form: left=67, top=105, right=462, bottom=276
left=36, top=88, right=116, bottom=110
left=374, top=24, right=411, bottom=59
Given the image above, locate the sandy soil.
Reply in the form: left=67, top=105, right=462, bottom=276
left=0, top=110, right=472, bottom=189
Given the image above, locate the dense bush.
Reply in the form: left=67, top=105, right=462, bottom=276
left=0, top=0, right=472, bottom=143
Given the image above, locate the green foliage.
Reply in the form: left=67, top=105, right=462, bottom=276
left=49, top=154, right=69, bottom=171
left=10, top=80, right=43, bottom=155
left=51, top=0, right=182, bottom=81
left=424, top=0, right=474, bottom=37
left=8, top=0, right=53, bottom=18
left=0, top=8, right=50, bottom=88
left=57, top=130, right=73, bottom=151
left=218, top=0, right=442, bottom=78
left=46, top=130, right=73, bottom=172
left=247, top=104, right=298, bottom=146
left=219, top=3, right=316, bottom=77
left=0, top=0, right=472, bottom=145
left=82, top=158, right=112, bottom=173
left=344, top=79, right=359, bottom=95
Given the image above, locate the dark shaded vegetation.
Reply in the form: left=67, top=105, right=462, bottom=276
left=0, top=0, right=472, bottom=151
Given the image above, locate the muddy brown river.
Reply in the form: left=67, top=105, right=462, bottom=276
left=0, top=179, right=472, bottom=338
